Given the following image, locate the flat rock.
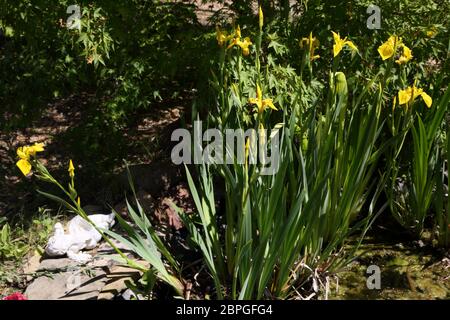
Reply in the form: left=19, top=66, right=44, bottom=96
left=37, top=258, right=82, bottom=271
left=97, top=277, right=130, bottom=300
left=97, top=239, right=132, bottom=254
left=24, top=269, right=107, bottom=300
left=98, top=263, right=148, bottom=300
left=90, top=254, right=124, bottom=268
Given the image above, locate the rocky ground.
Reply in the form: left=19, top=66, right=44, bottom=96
left=23, top=239, right=147, bottom=300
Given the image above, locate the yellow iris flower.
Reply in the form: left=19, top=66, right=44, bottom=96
left=248, top=84, right=278, bottom=114
left=16, top=143, right=45, bottom=176
left=378, top=36, right=401, bottom=60
left=397, top=85, right=432, bottom=108
left=300, top=32, right=320, bottom=61
left=378, top=36, right=413, bottom=65
left=227, top=26, right=253, bottom=56
left=68, top=159, right=75, bottom=178
left=216, top=26, right=232, bottom=47
left=332, top=31, right=358, bottom=57
left=217, top=25, right=252, bottom=56
left=395, top=45, right=413, bottom=65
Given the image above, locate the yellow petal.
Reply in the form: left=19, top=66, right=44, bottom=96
left=237, top=37, right=252, bottom=55
left=395, top=45, right=413, bottom=64
left=378, top=41, right=394, bottom=60
left=332, top=31, right=343, bottom=57
left=27, top=148, right=36, bottom=156
left=411, top=86, right=423, bottom=100
left=390, top=36, right=403, bottom=49
left=395, top=56, right=406, bottom=64
left=216, top=27, right=227, bottom=47
left=248, top=97, right=258, bottom=105
left=345, top=40, right=358, bottom=52
left=26, top=143, right=45, bottom=156
left=32, top=143, right=45, bottom=152
left=388, top=36, right=397, bottom=44
left=16, top=159, right=32, bottom=176
left=68, top=159, right=75, bottom=178
left=263, top=99, right=278, bottom=111
left=333, top=43, right=342, bottom=57
left=403, top=46, right=412, bottom=60
left=235, top=25, right=241, bottom=39
left=258, top=103, right=264, bottom=114
left=332, top=31, right=340, bottom=43
left=226, top=38, right=237, bottom=50
left=17, top=147, right=29, bottom=160
left=256, top=84, right=262, bottom=102
left=420, top=92, right=432, bottom=108
left=398, top=88, right=412, bottom=105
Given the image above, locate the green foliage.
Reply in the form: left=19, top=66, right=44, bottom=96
left=0, top=208, right=55, bottom=261
left=0, top=0, right=203, bottom=129
left=105, top=199, right=184, bottom=297
left=3, top=0, right=450, bottom=300
left=434, top=117, right=450, bottom=246
left=173, top=18, right=388, bottom=298
left=385, top=80, right=450, bottom=238
left=0, top=223, right=28, bottom=260
left=27, top=157, right=184, bottom=297
left=104, top=166, right=184, bottom=296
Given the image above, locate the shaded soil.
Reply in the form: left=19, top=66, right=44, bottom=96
left=0, top=90, right=192, bottom=217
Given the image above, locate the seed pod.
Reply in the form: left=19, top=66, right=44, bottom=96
left=302, top=132, right=309, bottom=152
left=259, top=6, right=264, bottom=30
left=334, top=72, right=348, bottom=97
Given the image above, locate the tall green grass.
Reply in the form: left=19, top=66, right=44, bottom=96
left=387, top=85, right=450, bottom=238
left=176, top=63, right=386, bottom=298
